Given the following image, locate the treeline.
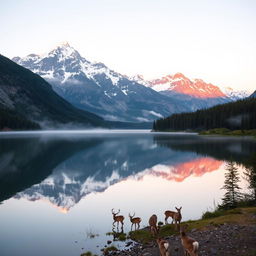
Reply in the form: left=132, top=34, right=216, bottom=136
left=153, top=98, right=256, bottom=131
left=0, top=105, right=40, bottom=131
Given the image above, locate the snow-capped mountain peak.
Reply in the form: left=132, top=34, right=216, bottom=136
left=13, top=44, right=247, bottom=123
left=47, top=43, right=82, bottom=61
left=14, top=44, right=185, bottom=122
left=148, top=73, right=227, bottom=98
left=221, top=86, right=251, bottom=100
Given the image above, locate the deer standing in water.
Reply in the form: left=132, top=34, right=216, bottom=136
left=180, top=225, right=199, bottom=256
left=128, top=213, right=141, bottom=230
left=164, top=206, right=182, bottom=230
left=156, top=238, right=171, bottom=256
left=111, top=209, right=124, bottom=229
left=148, top=214, right=158, bottom=235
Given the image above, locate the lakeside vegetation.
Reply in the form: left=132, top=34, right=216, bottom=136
left=199, top=128, right=256, bottom=137
left=153, top=98, right=256, bottom=132
left=128, top=207, right=256, bottom=244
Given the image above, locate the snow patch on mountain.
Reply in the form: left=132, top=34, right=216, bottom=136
left=222, top=87, right=251, bottom=100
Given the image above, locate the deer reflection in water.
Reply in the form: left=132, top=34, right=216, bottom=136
left=111, top=226, right=125, bottom=241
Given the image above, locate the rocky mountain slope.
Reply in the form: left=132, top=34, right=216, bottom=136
left=13, top=43, right=191, bottom=122
left=13, top=43, right=247, bottom=122
left=0, top=54, right=104, bottom=128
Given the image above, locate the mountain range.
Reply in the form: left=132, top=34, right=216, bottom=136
left=136, top=72, right=249, bottom=100
left=13, top=43, right=250, bottom=123
left=0, top=54, right=104, bottom=129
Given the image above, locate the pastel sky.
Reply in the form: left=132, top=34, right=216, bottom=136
left=1, top=0, right=255, bottom=91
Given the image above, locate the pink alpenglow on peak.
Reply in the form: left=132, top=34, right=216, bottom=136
left=149, top=73, right=226, bottom=98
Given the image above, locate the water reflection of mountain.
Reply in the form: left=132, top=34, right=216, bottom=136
left=0, top=136, right=102, bottom=202
left=2, top=134, right=255, bottom=210
left=0, top=135, right=191, bottom=203
left=139, top=157, right=223, bottom=182
left=14, top=136, right=201, bottom=210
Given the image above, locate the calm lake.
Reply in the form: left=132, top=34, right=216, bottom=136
left=0, top=130, right=255, bottom=256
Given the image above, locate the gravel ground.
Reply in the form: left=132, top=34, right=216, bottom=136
left=107, top=223, right=256, bottom=256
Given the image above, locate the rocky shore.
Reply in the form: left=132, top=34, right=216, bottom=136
left=106, top=208, right=256, bottom=256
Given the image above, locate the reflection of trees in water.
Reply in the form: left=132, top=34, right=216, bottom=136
left=244, top=153, right=256, bottom=202
left=154, top=135, right=256, bottom=206
left=154, top=135, right=256, bottom=167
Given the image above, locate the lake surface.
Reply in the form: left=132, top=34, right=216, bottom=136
left=0, top=130, right=255, bottom=256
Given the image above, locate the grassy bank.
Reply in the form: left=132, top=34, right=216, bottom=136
left=129, top=207, right=256, bottom=244
left=199, top=128, right=256, bottom=137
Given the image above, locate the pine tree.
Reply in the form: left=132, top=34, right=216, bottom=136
left=221, top=161, right=241, bottom=208
left=244, top=153, right=256, bottom=202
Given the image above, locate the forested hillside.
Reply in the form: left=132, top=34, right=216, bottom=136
left=0, top=104, right=40, bottom=130
left=153, top=98, right=256, bottom=131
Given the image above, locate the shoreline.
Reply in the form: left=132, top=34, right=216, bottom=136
left=152, top=128, right=256, bottom=138
left=104, top=207, right=256, bottom=256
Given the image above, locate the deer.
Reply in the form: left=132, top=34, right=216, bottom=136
left=111, top=209, right=124, bottom=229
left=128, top=212, right=141, bottom=230
left=148, top=214, right=159, bottom=235
left=180, top=225, right=199, bottom=256
left=156, top=238, right=171, bottom=256
left=164, top=206, right=182, bottom=230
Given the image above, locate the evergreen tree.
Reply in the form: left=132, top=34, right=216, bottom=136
left=244, top=153, right=256, bottom=202
left=154, top=98, right=256, bottom=131
left=221, top=161, right=241, bottom=208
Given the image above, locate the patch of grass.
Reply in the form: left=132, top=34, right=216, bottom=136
left=103, top=246, right=118, bottom=254
left=202, top=208, right=242, bottom=219
left=129, top=229, right=152, bottom=244
left=117, top=233, right=127, bottom=241
left=199, top=128, right=230, bottom=135
left=202, top=209, right=225, bottom=219
left=185, top=207, right=256, bottom=231
left=159, top=224, right=178, bottom=237
left=199, top=128, right=256, bottom=137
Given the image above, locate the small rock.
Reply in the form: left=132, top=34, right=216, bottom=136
left=125, top=241, right=133, bottom=247
left=107, top=240, right=112, bottom=244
